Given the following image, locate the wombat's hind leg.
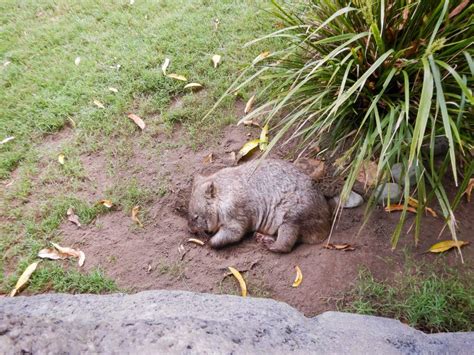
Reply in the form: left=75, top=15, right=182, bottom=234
left=209, top=223, right=246, bottom=249
left=266, top=224, right=298, bottom=253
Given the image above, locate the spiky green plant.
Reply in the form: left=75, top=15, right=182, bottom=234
left=209, top=0, right=473, bottom=252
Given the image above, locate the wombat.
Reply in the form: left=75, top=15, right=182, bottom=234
left=188, top=159, right=331, bottom=253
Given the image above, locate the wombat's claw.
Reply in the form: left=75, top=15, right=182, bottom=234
left=255, top=232, right=275, bottom=248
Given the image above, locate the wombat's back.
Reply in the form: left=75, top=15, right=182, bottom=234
left=211, top=159, right=330, bottom=242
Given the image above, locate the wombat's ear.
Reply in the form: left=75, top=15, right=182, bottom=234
left=205, top=181, right=216, bottom=199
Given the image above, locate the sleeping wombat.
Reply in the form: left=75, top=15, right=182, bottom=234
left=188, top=159, right=331, bottom=253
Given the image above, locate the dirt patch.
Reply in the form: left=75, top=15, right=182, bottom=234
left=62, top=124, right=473, bottom=316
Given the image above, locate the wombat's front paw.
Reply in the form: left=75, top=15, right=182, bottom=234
left=255, top=232, right=276, bottom=248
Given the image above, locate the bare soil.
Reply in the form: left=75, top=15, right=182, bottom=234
left=60, top=120, right=473, bottom=317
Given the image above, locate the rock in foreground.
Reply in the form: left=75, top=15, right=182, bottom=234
left=1, top=291, right=472, bottom=354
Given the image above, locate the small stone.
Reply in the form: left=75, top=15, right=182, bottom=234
left=375, top=183, right=401, bottom=205
left=333, top=191, right=364, bottom=209
left=392, top=163, right=416, bottom=185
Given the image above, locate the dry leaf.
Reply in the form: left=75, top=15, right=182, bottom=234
left=166, top=73, right=187, bottom=81
left=129, top=0, right=135, bottom=4
left=188, top=238, right=205, bottom=246
left=75, top=57, right=81, bottom=66
left=108, top=87, right=118, bottom=93
left=131, top=205, right=143, bottom=227
left=78, top=251, right=85, bottom=267
left=38, top=248, right=67, bottom=260
left=184, top=83, right=203, bottom=90
left=356, top=160, right=378, bottom=188
left=252, top=51, right=270, bottom=65
left=428, top=240, right=469, bottom=253
left=93, top=100, right=105, bottom=109
left=3, top=61, right=11, bottom=67
left=68, top=117, right=76, bottom=128
left=237, top=139, right=260, bottom=161
left=324, top=243, right=356, bottom=251
left=295, top=158, right=326, bottom=181
left=448, top=0, right=469, bottom=19
left=67, top=207, right=81, bottom=227
left=203, top=153, right=214, bottom=164
left=0, top=136, right=14, bottom=145
left=407, top=197, right=438, bottom=217
left=58, top=154, right=65, bottom=165
left=212, top=54, right=221, bottom=68
left=127, top=113, right=146, bottom=130
left=385, top=204, right=417, bottom=214
left=244, top=95, right=255, bottom=114
left=259, top=123, right=269, bottom=151
left=465, top=178, right=474, bottom=202
left=228, top=266, right=247, bottom=297
left=10, top=262, right=40, bottom=297
left=97, top=199, right=113, bottom=208
left=161, top=57, right=170, bottom=75
left=292, top=265, right=303, bottom=288
left=239, top=119, right=260, bottom=128
left=50, top=242, right=85, bottom=267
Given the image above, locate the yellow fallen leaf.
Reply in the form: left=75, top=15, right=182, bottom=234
left=0, top=136, right=15, bottom=145
left=428, top=240, right=469, bottom=253
left=51, top=242, right=85, bottom=267
left=97, top=199, right=113, bottom=208
left=228, top=267, right=247, bottom=297
left=75, top=57, right=81, bottom=66
left=203, top=152, right=214, bottom=164
left=58, top=154, right=65, bottom=165
left=78, top=251, right=86, bottom=267
left=184, top=83, right=203, bottom=90
left=10, top=262, right=40, bottom=297
left=161, top=57, right=170, bottom=75
left=167, top=73, right=187, bottom=81
left=407, top=197, right=438, bottom=217
left=127, top=113, right=146, bottom=130
left=67, top=207, right=81, bottom=227
left=252, top=51, right=270, bottom=65
left=465, top=178, right=474, bottom=202
left=212, top=54, right=221, bottom=68
left=38, top=248, right=67, bottom=260
left=244, top=95, right=255, bottom=114
left=323, top=243, right=356, bottom=251
left=108, top=87, right=118, bottom=93
left=259, top=123, right=269, bottom=151
left=188, top=238, right=205, bottom=246
left=131, top=205, right=143, bottom=227
left=93, top=100, right=105, bottom=109
left=292, top=266, right=303, bottom=288
left=237, top=139, right=260, bottom=161
left=51, top=242, right=80, bottom=257
left=238, top=120, right=260, bottom=128
left=385, top=204, right=417, bottom=214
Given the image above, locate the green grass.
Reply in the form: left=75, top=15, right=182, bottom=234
left=340, top=263, right=474, bottom=333
left=4, top=260, right=117, bottom=294
left=1, top=0, right=276, bottom=294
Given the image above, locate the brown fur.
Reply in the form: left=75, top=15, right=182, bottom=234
left=188, top=159, right=330, bottom=253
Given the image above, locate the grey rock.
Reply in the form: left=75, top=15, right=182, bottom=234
left=392, top=163, right=416, bottom=185
left=375, top=182, right=402, bottom=205
left=1, top=290, right=472, bottom=354
left=333, top=190, right=364, bottom=209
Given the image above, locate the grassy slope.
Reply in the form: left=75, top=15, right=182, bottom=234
left=0, top=0, right=275, bottom=293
